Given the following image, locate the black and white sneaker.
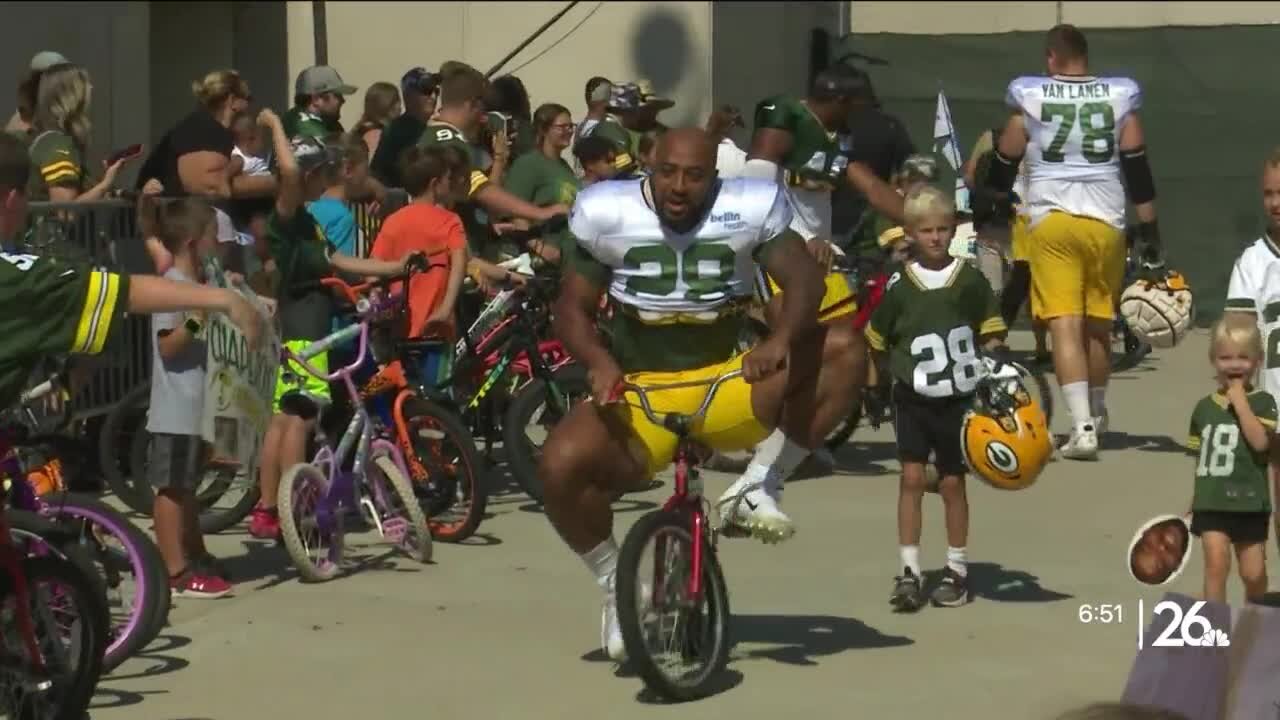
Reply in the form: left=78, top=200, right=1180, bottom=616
left=889, top=568, right=925, bottom=612
left=931, top=567, right=970, bottom=608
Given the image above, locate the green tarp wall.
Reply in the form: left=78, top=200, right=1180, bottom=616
left=847, top=26, right=1280, bottom=323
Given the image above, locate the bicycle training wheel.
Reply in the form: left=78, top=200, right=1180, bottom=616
left=368, top=450, right=433, bottom=564
left=0, top=555, right=109, bottom=720
left=278, top=463, right=344, bottom=583
left=616, top=510, right=731, bottom=702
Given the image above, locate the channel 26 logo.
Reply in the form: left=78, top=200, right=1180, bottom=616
left=1149, top=600, right=1230, bottom=648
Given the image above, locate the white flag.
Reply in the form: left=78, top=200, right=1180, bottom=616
left=933, top=89, right=970, bottom=212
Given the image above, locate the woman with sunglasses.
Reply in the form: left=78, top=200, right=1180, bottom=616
left=499, top=103, right=579, bottom=265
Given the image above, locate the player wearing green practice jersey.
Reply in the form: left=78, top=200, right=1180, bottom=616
left=722, top=65, right=904, bottom=533
left=865, top=186, right=1007, bottom=613
left=1185, top=317, right=1276, bottom=604
left=414, top=62, right=567, bottom=263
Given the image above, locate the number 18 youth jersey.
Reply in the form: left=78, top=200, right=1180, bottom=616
left=1006, top=75, right=1141, bottom=230
left=1187, top=391, right=1277, bottom=513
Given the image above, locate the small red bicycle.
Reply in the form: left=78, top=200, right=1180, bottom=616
left=612, top=368, right=744, bottom=701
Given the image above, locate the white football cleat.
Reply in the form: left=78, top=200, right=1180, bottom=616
left=715, top=482, right=795, bottom=544
left=1059, top=424, right=1099, bottom=461
left=1094, top=412, right=1109, bottom=435
left=601, top=592, right=626, bottom=662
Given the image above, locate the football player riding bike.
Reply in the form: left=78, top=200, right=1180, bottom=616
left=537, top=128, right=860, bottom=661
left=987, top=24, right=1164, bottom=460
left=722, top=64, right=906, bottom=530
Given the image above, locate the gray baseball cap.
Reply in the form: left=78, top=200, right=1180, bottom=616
left=30, top=51, right=69, bottom=72
left=295, top=65, right=357, bottom=97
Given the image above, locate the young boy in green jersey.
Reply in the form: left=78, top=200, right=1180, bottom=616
left=247, top=109, right=420, bottom=539
left=864, top=185, right=1008, bottom=612
left=1186, top=316, right=1276, bottom=603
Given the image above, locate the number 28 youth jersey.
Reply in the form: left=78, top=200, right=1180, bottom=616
left=568, top=177, right=792, bottom=372
left=1006, top=75, right=1142, bottom=230
left=864, top=260, right=1006, bottom=399
left=1187, top=391, right=1277, bottom=513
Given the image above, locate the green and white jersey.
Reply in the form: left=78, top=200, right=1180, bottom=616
left=1187, top=391, right=1277, bottom=513
left=1006, top=75, right=1141, bottom=229
left=865, top=260, right=1006, bottom=399
left=567, top=176, right=792, bottom=372
left=753, top=95, right=851, bottom=242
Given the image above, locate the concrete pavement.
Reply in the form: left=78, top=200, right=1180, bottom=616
left=91, top=330, right=1245, bottom=720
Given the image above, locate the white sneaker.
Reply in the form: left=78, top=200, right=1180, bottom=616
left=1094, top=412, right=1109, bottom=435
left=715, top=482, right=795, bottom=544
left=601, top=591, right=626, bottom=662
left=1059, top=424, right=1099, bottom=461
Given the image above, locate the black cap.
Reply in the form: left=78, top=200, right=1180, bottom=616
left=811, top=63, right=874, bottom=102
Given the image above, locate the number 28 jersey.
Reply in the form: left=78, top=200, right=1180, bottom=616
left=568, top=176, right=792, bottom=372
left=1187, top=391, right=1277, bottom=513
left=1006, top=75, right=1142, bottom=230
left=864, top=260, right=1006, bottom=399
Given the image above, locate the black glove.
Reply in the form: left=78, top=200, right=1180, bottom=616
left=1135, top=220, right=1165, bottom=273
left=862, top=383, right=892, bottom=429
left=970, top=187, right=1014, bottom=227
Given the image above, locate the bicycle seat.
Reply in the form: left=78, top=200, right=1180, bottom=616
left=398, top=338, right=449, bottom=356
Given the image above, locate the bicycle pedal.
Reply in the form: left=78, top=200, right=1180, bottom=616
left=381, top=517, right=408, bottom=544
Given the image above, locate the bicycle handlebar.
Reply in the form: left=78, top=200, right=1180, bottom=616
left=615, top=368, right=745, bottom=436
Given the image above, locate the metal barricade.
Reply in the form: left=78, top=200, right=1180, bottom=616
left=22, top=200, right=154, bottom=420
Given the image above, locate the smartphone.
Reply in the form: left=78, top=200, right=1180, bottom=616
left=485, top=112, right=510, bottom=140
left=106, top=143, right=143, bottom=165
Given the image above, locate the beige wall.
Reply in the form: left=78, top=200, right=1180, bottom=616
left=293, top=1, right=715, bottom=133
left=850, top=1, right=1280, bottom=33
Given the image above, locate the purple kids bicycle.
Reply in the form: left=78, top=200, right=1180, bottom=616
left=276, top=276, right=432, bottom=582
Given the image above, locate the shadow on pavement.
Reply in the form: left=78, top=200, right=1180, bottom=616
left=519, top=497, right=659, bottom=516
left=101, top=634, right=192, bottom=682
left=1099, top=432, right=1191, bottom=455
left=956, top=562, right=1074, bottom=603
left=732, top=614, right=913, bottom=666
left=1257, top=592, right=1280, bottom=608
left=634, top=670, right=745, bottom=704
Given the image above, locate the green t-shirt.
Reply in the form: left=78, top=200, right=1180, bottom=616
left=505, top=151, right=580, bottom=251
left=27, top=130, right=86, bottom=200
left=370, top=112, right=427, bottom=188
left=283, top=108, right=343, bottom=140
left=753, top=95, right=849, bottom=192
left=0, top=253, right=129, bottom=407
left=267, top=208, right=334, bottom=341
left=1188, top=391, right=1278, bottom=513
left=865, top=260, right=1006, bottom=398
left=586, top=116, right=637, bottom=173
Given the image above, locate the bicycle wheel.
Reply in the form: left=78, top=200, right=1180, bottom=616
left=503, top=364, right=589, bottom=503
left=98, top=382, right=151, bottom=513
left=37, top=492, right=171, bottom=671
left=278, top=462, right=344, bottom=583
left=127, top=429, right=261, bottom=534
left=399, top=397, right=486, bottom=542
left=0, top=555, right=109, bottom=720
left=616, top=510, right=731, bottom=702
left=368, top=449, right=433, bottom=564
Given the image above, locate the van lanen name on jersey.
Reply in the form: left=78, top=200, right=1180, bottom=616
left=1043, top=81, right=1111, bottom=100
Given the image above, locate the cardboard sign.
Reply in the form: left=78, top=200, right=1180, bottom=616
left=200, top=260, right=280, bottom=477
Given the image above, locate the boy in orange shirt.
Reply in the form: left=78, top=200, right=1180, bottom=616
left=371, top=145, right=469, bottom=337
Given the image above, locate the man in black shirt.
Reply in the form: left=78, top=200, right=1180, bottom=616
left=370, top=67, right=440, bottom=188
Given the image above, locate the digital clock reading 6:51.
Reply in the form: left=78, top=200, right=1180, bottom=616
left=1078, top=604, right=1124, bottom=623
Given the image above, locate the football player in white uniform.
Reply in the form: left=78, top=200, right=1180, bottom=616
left=987, top=24, right=1164, bottom=460
left=1224, top=148, right=1280, bottom=545
left=538, top=128, right=861, bottom=661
